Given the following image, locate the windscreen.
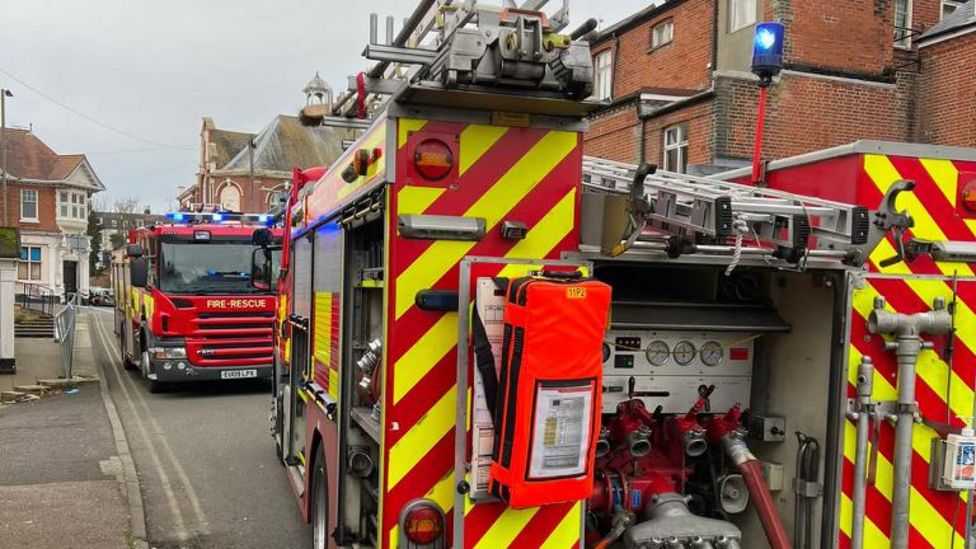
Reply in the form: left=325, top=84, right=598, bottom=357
left=159, top=240, right=277, bottom=295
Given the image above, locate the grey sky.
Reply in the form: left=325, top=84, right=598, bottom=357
left=1, top=0, right=653, bottom=212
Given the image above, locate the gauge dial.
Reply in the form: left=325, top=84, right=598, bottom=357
left=645, top=340, right=670, bottom=366
left=700, top=341, right=724, bottom=366
left=673, top=340, right=697, bottom=365
left=602, top=342, right=612, bottom=363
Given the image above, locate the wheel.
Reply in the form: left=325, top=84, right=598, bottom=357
left=311, top=444, right=328, bottom=549
left=141, top=350, right=164, bottom=394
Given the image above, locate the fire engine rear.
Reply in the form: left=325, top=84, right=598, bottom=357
left=261, top=1, right=976, bottom=548
left=112, top=212, right=282, bottom=392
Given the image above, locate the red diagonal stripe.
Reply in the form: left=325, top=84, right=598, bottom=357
left=463, top=501, right=508, bottom=547
left=508, top=503, right=577, bottom=548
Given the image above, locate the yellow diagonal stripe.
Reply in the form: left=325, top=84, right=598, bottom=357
left=387, top=386, right=457, bottom=489
left=473, top=506, right=539, bottom=549
left=459, top=124, right=508, bottom=175
left=395, top=130, right=577, bottom=318
left=919, top=158, right=959, bottom=208
left=864, top=154, right=973, bottom=277
left=399, top=118, right=428, bottom=147
left=539, top=504, right=583, bottom=549
left=392, top=313, right=457, bottom=404
left=398, top=186, right=445, bottom=216
left=838, top=490, right=891, bottom=547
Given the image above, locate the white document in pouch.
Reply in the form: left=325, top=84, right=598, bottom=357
left=528, top=382, right=594, bottom=480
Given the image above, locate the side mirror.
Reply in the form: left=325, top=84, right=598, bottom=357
left=251, top=248, right=272, bottom=291
left=252, top=228, right=273, bottom=248
left=130, top=257, right=148, bottom=288
left=126, top=244, right=144, bottom=258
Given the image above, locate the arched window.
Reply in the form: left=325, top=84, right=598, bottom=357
left=219, top=182, right=241, bottom=212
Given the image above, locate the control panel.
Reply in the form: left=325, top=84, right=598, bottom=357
left=602, top=329, right=754, bottom=414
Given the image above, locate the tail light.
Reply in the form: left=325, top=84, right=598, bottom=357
left=413, top=139, right=454, bottom=182
left=402, top=501, right=444, bottom=545
left=961, top=178, right=976, bottom=214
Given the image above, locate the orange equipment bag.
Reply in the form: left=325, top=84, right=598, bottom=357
left=486, top=273, right=611, bottom=508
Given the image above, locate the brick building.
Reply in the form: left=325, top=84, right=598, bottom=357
left=585, top=0, right=974, bottom=174
left=177, top=74, right=356, bottom=212
left=0, top=128, right=104, bottom=297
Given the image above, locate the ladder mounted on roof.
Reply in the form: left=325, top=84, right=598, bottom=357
left=580, top=156, right=916, bottom=269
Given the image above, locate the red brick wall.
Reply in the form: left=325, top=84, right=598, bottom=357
left=643, top=101, right=713, bottom=170
left=713, top=72, right=915, bottom=160
left=596, top=0, right=713, bottom=99
left=917, top=32, right=976, bottom=147
left=2, top=185, right=58, bottom=232
left=773, top=0, right=894, bottom=76
left=584, top=105, right=641, bottom=163
left=212, top=175, right=289, bottom=213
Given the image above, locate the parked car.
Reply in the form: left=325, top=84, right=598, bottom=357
left=89, top=287, right=114, bottom=307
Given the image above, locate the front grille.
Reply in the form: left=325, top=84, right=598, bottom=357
left=188, top=311, right=275, bottom=367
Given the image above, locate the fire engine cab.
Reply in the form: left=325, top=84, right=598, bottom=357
left=258, top=1, right=976, bottom=548
left=112, top=212, right=282, bottom=392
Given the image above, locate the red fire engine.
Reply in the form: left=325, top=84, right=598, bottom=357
left=257, top=2, right=976, bottom=548
left=112, top=212, right=282, bottom=392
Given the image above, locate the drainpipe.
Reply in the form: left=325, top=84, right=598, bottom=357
left=868, top=296, right=953, bottom=549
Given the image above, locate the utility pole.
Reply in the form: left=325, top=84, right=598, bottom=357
left=248, top=137, right=255, bottom=210
left=1, top=89, right=12, bottom=226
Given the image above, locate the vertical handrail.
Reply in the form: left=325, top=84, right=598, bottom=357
left=54, top=292, right=79, bottom=380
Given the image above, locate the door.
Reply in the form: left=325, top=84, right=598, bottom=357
left=63, top=260, right=78, bottom=299
left=284, top=233, right=313, bottom=467
left=840, top=272, right=976, bottom=548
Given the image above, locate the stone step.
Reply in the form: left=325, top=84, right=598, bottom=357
left=1, top=390, right=26, bottom=403
left=12, top=384, right=50, bottom=396
left=37, top=376, right=99, bottom=388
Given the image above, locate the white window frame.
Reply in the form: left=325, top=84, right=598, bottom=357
left=663, top=124, right=689, bottom=174
left=729, top=0, right=758, bottom=33
left=593, top=50, right=613, bottom=101
left=18, top=246, right=42, bottom=281
left=20, top=189, right=38, bottom=222
left=651, top=19, right=674, bottom=48
left=942, top=0, right=964, bottom=20
left=894, top=0, right=913, bottom=49
left=57, top=190, right=88, bottom=220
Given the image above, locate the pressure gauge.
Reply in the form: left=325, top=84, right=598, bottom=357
left=602, top=342, right=612, bottom=363
left=673, top=340, right=697, bottom=365
left=645, top=340, right=670, bottom=366
left=700, top=341, right=724, bottom=366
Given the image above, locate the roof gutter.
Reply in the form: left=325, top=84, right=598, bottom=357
left=917, top=22, right=976, bottom=48
left=638, top=88, right=716, bottom=120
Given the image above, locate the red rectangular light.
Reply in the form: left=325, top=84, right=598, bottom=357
left=729, top=347, right=749, bottom=361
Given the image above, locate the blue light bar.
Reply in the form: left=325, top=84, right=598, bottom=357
left=751, top=21, right=785, bottom=81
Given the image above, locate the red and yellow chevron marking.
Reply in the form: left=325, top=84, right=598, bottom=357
left=838, top=153, right=976, bottom=548
left=305, top=115, right=388, bottom=223
left=380, top=118, right=583, bottom=548
left=313, top=291, right=340, bottom=401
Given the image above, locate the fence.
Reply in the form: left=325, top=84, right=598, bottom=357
left=54, top=293, right=79, bottom=379
left=17, top=282, right=57, bottom=317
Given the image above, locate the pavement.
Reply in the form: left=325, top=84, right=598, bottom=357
left=0, top=310, right=140, bottom=549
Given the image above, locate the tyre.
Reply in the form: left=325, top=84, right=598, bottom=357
left=311, top=444, right=328, bottom=549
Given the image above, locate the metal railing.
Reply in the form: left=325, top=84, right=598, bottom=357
left=54, top=292, right=79, bottom=379
left=17, top=282, right=57, bottom=316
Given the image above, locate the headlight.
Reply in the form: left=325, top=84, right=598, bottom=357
left=150, top=347, right=187, bottom=360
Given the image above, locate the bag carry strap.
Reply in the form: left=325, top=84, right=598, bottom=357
left=471, top=278, right=509, bottom=430
left=472, top=304, right=500, bottom=429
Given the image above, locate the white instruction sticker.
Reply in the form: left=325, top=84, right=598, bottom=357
left=528, top=383, right=593, bottom=479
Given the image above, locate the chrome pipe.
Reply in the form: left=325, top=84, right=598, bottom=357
left=850, top=357, right=874, bottom=549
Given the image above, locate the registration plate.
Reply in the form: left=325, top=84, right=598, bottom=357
left=221, top=369, right=258, bottom=380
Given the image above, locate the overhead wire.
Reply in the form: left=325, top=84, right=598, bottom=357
left=0, top=67, right=190, bottom=148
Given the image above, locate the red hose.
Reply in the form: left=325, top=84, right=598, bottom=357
left=739, top=459, right=791, bottom=549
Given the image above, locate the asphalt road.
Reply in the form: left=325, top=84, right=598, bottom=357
left=88, top=310, right=312, bottom=549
